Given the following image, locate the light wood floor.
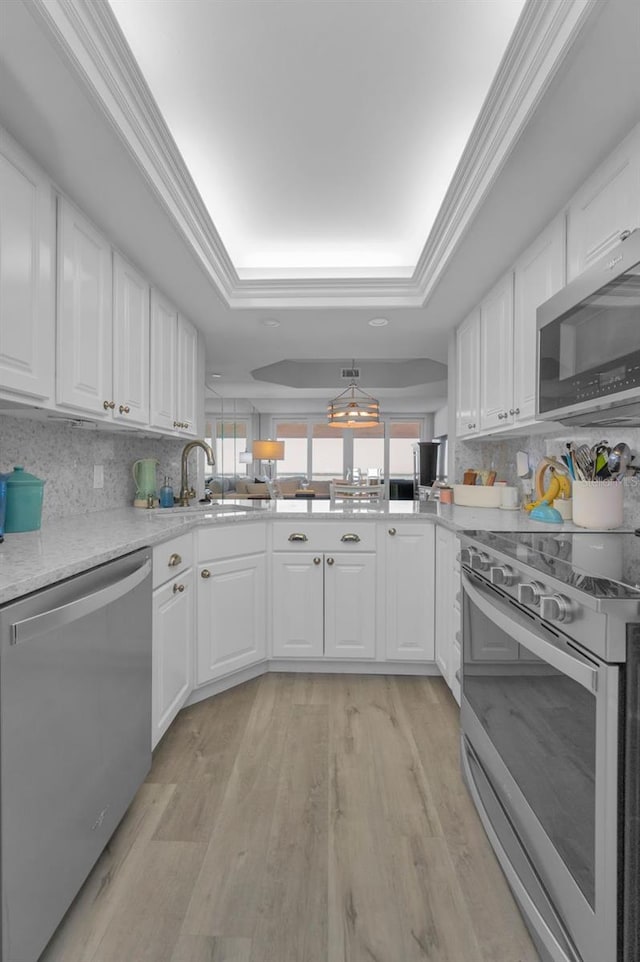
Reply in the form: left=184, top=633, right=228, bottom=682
left=41, top=674, right=540, bottom=962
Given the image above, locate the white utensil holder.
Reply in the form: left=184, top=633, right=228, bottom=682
left=572, top=480, right=624, bottom=529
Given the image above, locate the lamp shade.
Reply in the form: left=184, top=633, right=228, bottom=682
left=253, top=440, right=285, bottom=461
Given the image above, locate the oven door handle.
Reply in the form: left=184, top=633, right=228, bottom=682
left=462, top=572, right=599, bottom=693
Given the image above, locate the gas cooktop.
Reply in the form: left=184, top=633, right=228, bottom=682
left=464, top=529, right=640, bottom=600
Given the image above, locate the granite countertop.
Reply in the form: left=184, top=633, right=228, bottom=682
left=0, top=499, right=634, bottom=605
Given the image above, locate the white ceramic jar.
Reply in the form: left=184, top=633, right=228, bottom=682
left=572, top=480, right=624, bottom=529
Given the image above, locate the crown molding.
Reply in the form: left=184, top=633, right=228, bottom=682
left=26, top=0, right=599, bottom=310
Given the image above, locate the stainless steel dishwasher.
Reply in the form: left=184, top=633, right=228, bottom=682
left=0, top=548, right=152, bottom=962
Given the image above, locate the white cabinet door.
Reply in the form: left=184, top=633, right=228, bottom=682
left=567, top=124, right=640, bottom=281
left=57, top=198, right=112, bottom=415
left=272, top=553, right=324, bottom=657
left=112, top=252, right=150, bottom=427
left=324, top=552, right=376, bottom=659
left=513, top=217, right=565, bottom=422
left=0, top=131, right=54, bottom=400
left=196, top=554, right=266, bottom=684
left=434, top=525, right=453, bottom=681
left=149, top=289, right=178, bottom=432
left=455, top=309, right=480, bottom=437
left=479, top=273, right=514, bottom=431
left=176, top=315, right=198, bottom=436
left=152, top=568, right=193, bottom=749
left=384, top=524, right=435, bottom=660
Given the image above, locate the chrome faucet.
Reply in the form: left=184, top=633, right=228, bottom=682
left=179, top=440, right=215, bottom=506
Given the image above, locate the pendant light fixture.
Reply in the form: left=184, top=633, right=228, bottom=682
left=327, top=362, right=380, bottom=428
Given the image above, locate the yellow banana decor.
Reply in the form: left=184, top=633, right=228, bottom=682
left=524, top=458, right=572, bottom=513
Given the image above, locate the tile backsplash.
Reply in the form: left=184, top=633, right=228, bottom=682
left=0, top=415, right=185, bottom=521
left=455, top=426, right=640, bottom=526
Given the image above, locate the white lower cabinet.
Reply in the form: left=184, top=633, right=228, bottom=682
left=195, top=523, right=267, bottom=685
left=272, top=553, right=324, bottom=657
left=196, top=554, right=266, bottom=682
left=152, top=569, right=193, bottom=749
left=152, top=532, right=194, bottom=749
left=384, top=523, right=435, bottom=660
left=272, top=551, right=376, bottom=659
left=434, top=525, right=461, bottom=702
left=271, top=522, right=377, bottom=660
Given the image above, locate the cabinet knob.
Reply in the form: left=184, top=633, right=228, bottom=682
left=326, top=557, right=335, bottom=566
left=313, top=557, right=322, bottom=565
left=173, top=582, right=185, bottom=593
left=119, top=404, right=130, bottom=414
left=288, top=532, right=308, bottom=542
left=388, top=528, right=396, bottom=536
left=467, top=422, right=473, bottom=429
left=514, top=407, right=520, bottom=416
left=168, top=553, right=182, bottom=567
left=340, top=533, right=361, bottom=543
left=103, top=400, right=115, bottom=410
left=201, top=569, right=211, bottom=579
left=509, top=409, right=515, bottom=416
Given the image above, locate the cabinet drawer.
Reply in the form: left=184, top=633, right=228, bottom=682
left=272, top=521, right=375, bottom=552
left=153, top=532, right=193, bottom=589
left=198, top=521, right=266, bottom=561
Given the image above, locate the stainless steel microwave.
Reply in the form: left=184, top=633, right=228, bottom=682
left=537, top=229, right=640, bottom=426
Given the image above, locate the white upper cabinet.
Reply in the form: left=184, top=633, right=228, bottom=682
left=0, top=131, right=55, bottom=401
left=479, top=273, right=514, bottom=431
left=513, top=216, right=565, bottom=422
left=112, top=252, right=150, bottom=426
left=57, top=198, right=113, bottom=415
left=566, top=123, right=640, bottom=281
left=177, top=314, right=198, bottom=436
left=150, top=294, right=199, bottom=436
left=455, top=309, right=480, bottom=437
left=149, top=289, right=178, bottom=432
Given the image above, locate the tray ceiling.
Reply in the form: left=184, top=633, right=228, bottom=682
left=108, top=0, right=525, bottom=280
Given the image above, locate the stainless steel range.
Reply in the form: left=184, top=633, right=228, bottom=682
left=459, top=529, right=640, bottom=962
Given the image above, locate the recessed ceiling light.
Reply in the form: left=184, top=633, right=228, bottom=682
left=261, top=318, right=281, bottom=327
left=368, top=317, right=389, bottom=327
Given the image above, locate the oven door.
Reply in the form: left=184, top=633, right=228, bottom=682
left=460, top=570, right=619, bottom=962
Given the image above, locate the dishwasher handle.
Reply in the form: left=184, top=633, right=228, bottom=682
left=10, top=558, right=152, bottom=646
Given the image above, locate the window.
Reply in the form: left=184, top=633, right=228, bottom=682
left=212, top=420, right=249, bottom=476
left=352, top=423, right=384, bottom=479
left=389, top=421, right=421, bottom=477
left=275, top=423, right=308, bottom=477
left=312, top=423, right=344, bottom=480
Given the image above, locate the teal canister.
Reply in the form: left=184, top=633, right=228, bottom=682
left=4, top=466, right=46, bottom=532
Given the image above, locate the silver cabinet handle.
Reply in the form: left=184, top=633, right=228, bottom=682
left=201, top=569, right=211, bottom=579
left=514, top=407, right=520, bottom=415
left=455, top=669, right=461, bottom=683
left=327, top=557, right=335, bottom=566
left=340, top=533, right=361, bottom=543
left=173, top=583, right=185, bottom=594
left=388, top=527, right=396, bottom=536
left=119, top=404, right=130, bottom=414
left=168, top=553, right=182, bottom=567
left=313, top=557, right=322, bottom=565
left=288, top=533, right=308, bottom=542
left=11, top=559, right=151, bottom=645
left=103, top=400, right=115, bottom=410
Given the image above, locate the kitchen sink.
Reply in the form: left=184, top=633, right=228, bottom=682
left=149, top=500, right=264, bottom=518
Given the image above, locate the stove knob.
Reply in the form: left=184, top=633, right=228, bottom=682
left=517, top=581, right=544, bottom=606
left=539, top=593, right=573, bottom=623
left=459, top=547, right=474, bottom=566
left=490, top=564, right=516, bottom=587
left=470, top=551, right=491, bottom=572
